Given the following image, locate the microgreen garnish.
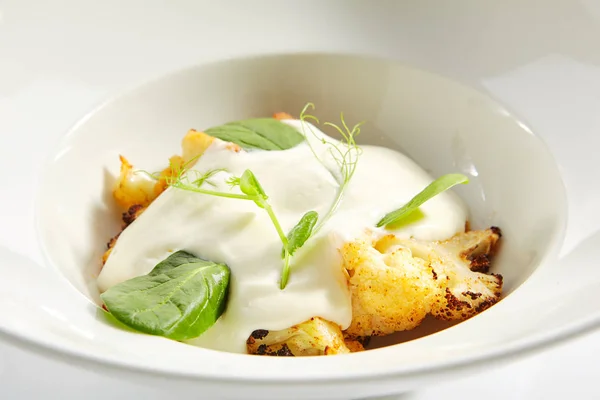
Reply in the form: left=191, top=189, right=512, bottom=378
left=229, top=170, right=287, bottom=244
left=239, top=169, right=268, bottom=203
left=141, top=157, right=254, bottom=201
left=280, top=211, right=319, bottom=288
left=226, top=176, right=241, bottom=188
left=376, top=173, right=469, bottom=228
left=299, top=103, right=363, bottom=234
left=227, top=170, right=317, bottom=289
left=190, top=168, right=227, bottom=188
left=282, top=211, right=319, bottom=258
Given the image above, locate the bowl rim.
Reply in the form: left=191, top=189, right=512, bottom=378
left=2, top=304, right=599, bottom=384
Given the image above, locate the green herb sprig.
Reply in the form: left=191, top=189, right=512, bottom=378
left=298, top=103, right=363, bottom=233
left=376, top=173, right=469, bottom=227
left=280, top=211, right=319, bottom=287
left=228, top=170, right=318, bottom=289
left=141, top=156, right=251, bottom=201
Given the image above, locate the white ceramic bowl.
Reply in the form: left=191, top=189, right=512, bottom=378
left=1, top=53, right=599, bottom=400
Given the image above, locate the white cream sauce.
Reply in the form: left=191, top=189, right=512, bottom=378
left=97, top=120, right=467, bottom=353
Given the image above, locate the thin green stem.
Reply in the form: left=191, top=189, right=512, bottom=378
left=263, top=202, right=289, bottom=249
left=171, top=183, right=257, bottom=201
left=313, top=188, right=344, bottom=235
left=280, top=250, right=291, bottom=290
left=262, top=200, right=294, bottom=290
left=299, top=103, right=363, bottom=236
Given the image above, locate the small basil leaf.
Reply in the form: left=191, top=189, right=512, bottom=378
left=100, top=251, right=230, bottom=341
left=239, top=169, right=267, bottom=205
left=205, top=118, right=304, bottom=151
left=282, top=211, right=319, bottom=258
left=376, top=173, right=469, bottom=228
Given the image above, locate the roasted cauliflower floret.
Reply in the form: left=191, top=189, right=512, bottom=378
left=342, top=240, right=437, bottom=337
left=246, top=317, right=360, bottom=356
left=102, top=204, right=146, bottom=264
left=343, top=228, right=502, bottom=338
left=112, top=130, right=220, bottom=210
left=152, top=129, right=223, bottom=197
left=181, top=129, right=216, bottom=163
left=112, top=155, right=158, bottom=210
left=385, top=228, right=502, bottom=320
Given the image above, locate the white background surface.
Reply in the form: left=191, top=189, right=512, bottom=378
left=1, top=1, right=599, bottom=398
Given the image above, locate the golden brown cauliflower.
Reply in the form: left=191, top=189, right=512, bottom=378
left=112, top=129, right=222, bottom=211
left=388, top=229, right=503, bottom=320
left=246, top=317, right=363, bottom=356
left=343, top=228, right=502, bottom=338
left=343, top=240, right=438, bottom=337
left=112, top=155, right=158, bottom=210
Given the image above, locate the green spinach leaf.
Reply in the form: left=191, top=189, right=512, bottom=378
left=205, top=118, right=304, bottom=150
left=100, top=251, right=230, bottom=341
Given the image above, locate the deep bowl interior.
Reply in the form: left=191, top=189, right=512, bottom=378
left=36, top=54, right=566, bottom=351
